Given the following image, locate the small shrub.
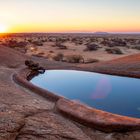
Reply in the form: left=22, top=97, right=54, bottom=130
left=86, top=44, right=99, bottom=51
left=105, top=48, right=123, bottom=54
left=84, top=58, right=99, bottom=64
left=64, top=55, right=84, bottom=63
left=34, top=52, right=45, bottom=57
left=6, top=40, right=28, bottom=48
left=133, top=46, right=140, bottom=50
left=52, top=53, right=64, bottom=61
left=32, top=41, right=43, bottom=46
left=56, top=43, right=67, bottom=49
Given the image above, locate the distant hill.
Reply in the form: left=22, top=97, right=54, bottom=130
left=94, top=32, right=110, bottom=35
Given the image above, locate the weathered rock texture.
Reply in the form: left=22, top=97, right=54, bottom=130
left=57, top=99, right=140, bottom=132
left=0, top=46, right=140, bottom=139
left=78, top=53, right=140, bottom=78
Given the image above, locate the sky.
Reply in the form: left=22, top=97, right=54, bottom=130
left=0, top=0, right=140, bottom=33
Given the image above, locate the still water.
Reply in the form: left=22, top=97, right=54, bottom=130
left=30, top=70, right=140, bottom=118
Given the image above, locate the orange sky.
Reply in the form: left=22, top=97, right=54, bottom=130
left=0, top=0, right=140, bottom=33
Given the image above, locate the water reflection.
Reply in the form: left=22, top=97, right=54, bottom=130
left=92, top=76, right=112, bottom=99
left=30, top=70, right=140, bottom=118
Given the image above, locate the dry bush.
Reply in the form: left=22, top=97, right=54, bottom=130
left=63, top=55, right=84, bottom=63
left=133, top=46, right=140, bottom=50
left=33, top=52, right=45, bottom=57
left=84, top=58, right=99, bottom=64
left=84, top=43, right=99, bottom=51
left=32, top=41, right=43, bottom=46
left=105, top=48, right=123, bottom=54
left=56, top=43, right=67, bottom=50
left=52, top=53, right=64, bottom=61
left=4, top=40, right=28, bottom=48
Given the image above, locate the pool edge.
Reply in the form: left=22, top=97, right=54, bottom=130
left=13, top=68, right=61, bottom=102
left=56, top=98, right=140, bottom=132
left=13, top=68, right=140, bottom=133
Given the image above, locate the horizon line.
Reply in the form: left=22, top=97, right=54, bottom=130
left=1, top=32, right=140, bottom=34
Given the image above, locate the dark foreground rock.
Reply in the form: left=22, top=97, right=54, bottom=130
left=16, top=112, right=91, bottom=140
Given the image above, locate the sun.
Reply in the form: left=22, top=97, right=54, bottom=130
left=0, top=24, right=8, bottom=33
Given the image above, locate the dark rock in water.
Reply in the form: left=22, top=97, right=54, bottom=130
left=25, top=60, right=45, bottom=73
left=27, top=70, right=40, bottom=81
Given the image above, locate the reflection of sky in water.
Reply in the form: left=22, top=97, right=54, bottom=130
left=92, top=76, right=112, bottom=99
left=31, top=70, right=140, bottom=118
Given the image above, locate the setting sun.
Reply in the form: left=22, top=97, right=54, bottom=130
left=0, top=24, right=8, bottom=33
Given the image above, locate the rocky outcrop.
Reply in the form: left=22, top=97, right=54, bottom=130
left=0, top=47, right=140, bottom=139
left=16, top=112, right=91, bottom=140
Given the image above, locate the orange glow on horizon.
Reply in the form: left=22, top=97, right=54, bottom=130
left=8, top=22, right=140, bottom=33
left=6, top=16, right=140, bottom=33
left=1, top=0, right=140, bottom=33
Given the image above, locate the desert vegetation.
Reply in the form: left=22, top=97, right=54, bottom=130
left=1, top=33, right=140, bottom=64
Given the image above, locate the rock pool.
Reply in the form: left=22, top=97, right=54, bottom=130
left=30, top=70, right=140, bottom=118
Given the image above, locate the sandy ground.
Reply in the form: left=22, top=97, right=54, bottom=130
left=1, top=33, right=140, bottom=63
left=26, top=41, right=140, bottom=62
